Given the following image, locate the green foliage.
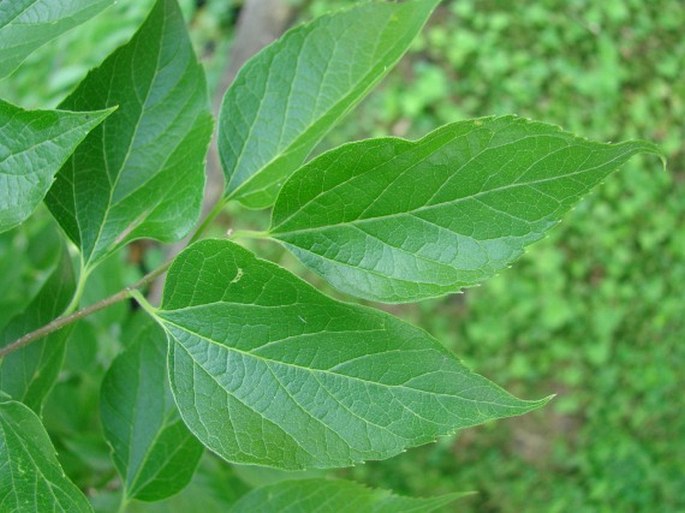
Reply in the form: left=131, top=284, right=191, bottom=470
left=45, top=0, right=212, bottom=269
left=0, top=0, right=673, bottom=512
left=100, top=316, right=204, bottom=503
left=218, top=0, right=439, bottom=208
left=272, top=116, right=659, bottom=302
left=0, top=100, right=112, bottom=233
left=0, top=210, right=66, bottom=330
left=156, top=239, right=545, bottom=469
left=231, top=478, right=467, bottom=513
left=0, top=242, right=74, bottom=412
left=0, top=0, right=114, bottom=79
left=121, top=455, right=249, bottom=512
left=0, top=399, right=92, bottom=512
left=310, top=1, right=683, bottom=511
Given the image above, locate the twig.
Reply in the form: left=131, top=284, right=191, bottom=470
left=0, top=262, right=169, bottom=359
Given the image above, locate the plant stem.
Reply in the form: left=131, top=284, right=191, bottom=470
left=0, top=262, right=169, bottom=359
left=129, top=288, right=159, bottom=317
left=116, top=490, right=128, bottom=513
left=63, top=262, right=90, bottom=316
left=231, top=228, right=269, bottom=240
left=1, top=196, right=224, bottom=360
left=189, top=197, right=227, bottom=245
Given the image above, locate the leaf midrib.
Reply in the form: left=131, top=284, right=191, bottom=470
left=160, top=315, right=521, bottom=409
left=171, top=327, right=442, bottom=464
left=127, top=410, right=183, bottom=496
left=0, top=407, right=78, bottom=510
left=273, top=144, right=626, bottom=237
left=167, top=322, right=525, bottom=469
left=87, top=7, right=167, bottom=263
left=226, top=7, right=419, bottom=199
left=0, top=1, right=37, bottom=32
left=0, top=120, right=97, bottom=172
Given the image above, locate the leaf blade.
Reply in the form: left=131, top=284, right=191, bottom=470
left=219, top=0, right=440, bottom=208
left=158, top=240, right=546, bottom=470
left=0, top=400, right=93, bottom=512
left=231, top=478, right=468, bottom=513
left=100, top=315, right=203, bottom=502
left=271, top=116, right=662, bottom=302
left=0, top=0, right=113, bottom=79
left=0, top=241, right=75, bottom=413
left=124, top=455, right=249, bottom=513
left=0, top=100, right=113, bottom=234
left=45, top=0, right=213, bottom=268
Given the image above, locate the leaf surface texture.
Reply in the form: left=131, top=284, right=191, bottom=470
left=156, top=240, right=546, bottom=470
left=46, top=0, right=212, bottom=268
left=0, top=100, right=111, bottom=233
left=231, top=478, right=467, bottom=513
left=100, top=315, right=203, bottom=502
left=0, top=242, right=74, bottom=413
left=219, top=0, right=440, bottom=208
left=0, top=400, right=92, bottom=512
left=0, top=0, right=113, bottom=78
left=272, top=116, right=661, bottom=302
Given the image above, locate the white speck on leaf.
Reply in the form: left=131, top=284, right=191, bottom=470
left=230, top=268, right=244, bottom=284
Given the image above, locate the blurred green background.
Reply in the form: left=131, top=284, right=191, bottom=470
left=1, top=1, right=683, bottom=512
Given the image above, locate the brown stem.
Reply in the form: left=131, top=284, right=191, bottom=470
left=0, top=262, right=170, bottom=359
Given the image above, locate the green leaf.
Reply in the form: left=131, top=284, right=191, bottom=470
left=219, top=0, right=440, bottom=209
left=230, top=478, right=468, bottom=513
left=155, top=239, right=546, bottom=470
left=100, top=315, right=203, bottom=502
left=231, top=464, right=325, bottom=488
left=0, top=210, right=64, bottom=332
left=0, top=0, right=113, bottom=79
left=45, top=0, right=213, bottom=269
left=0, top=241, right=75, bottom=413
left=125, top=455, right=249, bottom=513
left=0, top=400, right=92, bottom=512
left=0, top=99, right=112, bottom=234
left=271, top=116, right=662, bottom=302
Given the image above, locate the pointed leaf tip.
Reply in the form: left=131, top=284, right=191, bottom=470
left=158, top=239, right=546, bottom=470
left=0, top=400, right=93, bottom=512
left=0, top=101, right=113, bottom=234
left=45, top=0, right=212, bottom=267
left=219, top=0, right=440, bottom=209
left=271, top=116, right=662, bottom=303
